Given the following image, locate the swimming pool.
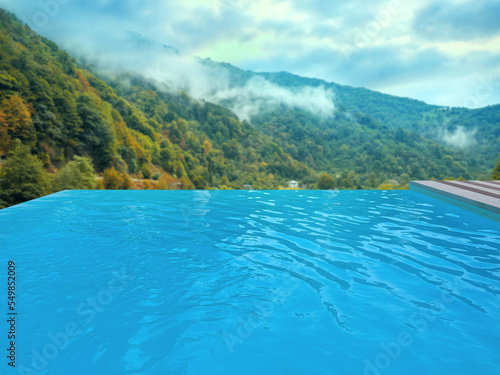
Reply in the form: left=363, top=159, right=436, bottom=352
left=1, top=190, right=499, bottom=374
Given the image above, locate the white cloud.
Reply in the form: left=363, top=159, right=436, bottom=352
left=1, top=0, right=499, bottom=108
left=208, top=77, right=335, bottom=121
left=144, top=55, right=335, bottom=121
left=439, top=126, right=477, bottom=148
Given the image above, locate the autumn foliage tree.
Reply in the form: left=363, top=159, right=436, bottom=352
left=0, top=110, right=8, bottom=153
left=102, top=167, right=132, bottom=189
left=317, top=173, right=335, bottom=190
left=2, top=8, right=495, bottom=197
left=1, top=94, right=35, bottom=146
left=157, top=173, right=178, bottom=189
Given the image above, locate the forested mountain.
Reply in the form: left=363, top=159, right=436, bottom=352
left=204, top=59, right=499, bottom=176
left=0, top=9, right=312, bottom=196
left=0, top=8, right=498, bottom=208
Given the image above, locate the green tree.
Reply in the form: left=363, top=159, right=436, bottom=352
left=0, top=110, right=9, bottom=153
left=317, top=173, right=335, bottom=190
left=491, top=158, right=500, bottom=180
left=76, top=94, right=115, bottom=171
left=191, top=175, right=206, bottom=189
left=0, top=141, right=50, bottom=208
left=52, top=156, right=97, bottom=191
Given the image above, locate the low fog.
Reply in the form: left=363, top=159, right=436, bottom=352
left=145, top=57, right=336, bottom=122
left=60, top=31, right=336, bottom=122
left=439, top=126, right=477, bottom=148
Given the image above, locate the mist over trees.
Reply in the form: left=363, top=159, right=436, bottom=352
left=0, top=9, right=498, bottom=208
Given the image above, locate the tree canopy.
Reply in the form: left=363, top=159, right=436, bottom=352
left=317, top=173, right=335, bottom=190
left=491, top=157, right=500, bottom=180
left=52, top=155, right=97, bottom=191
left=0, top=8, right=497, bottom=209
left=0, top=141, right=49, bottom=208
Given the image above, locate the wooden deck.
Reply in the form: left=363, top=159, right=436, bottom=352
left=409, top=180, right=500, bottom=221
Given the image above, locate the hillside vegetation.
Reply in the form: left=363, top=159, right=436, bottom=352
left=0, top=9, right=498, bottom=208
left=208, top=59, right=499, bottom=177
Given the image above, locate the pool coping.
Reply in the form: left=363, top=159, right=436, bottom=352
left=409, top=180, right=500, bottom=223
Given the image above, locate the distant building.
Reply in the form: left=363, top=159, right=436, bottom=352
left=388, top=179, right=400, bottom=186
left=242, top=184, right=253, bottom=190
left=287, top=180, right=299, bottom=188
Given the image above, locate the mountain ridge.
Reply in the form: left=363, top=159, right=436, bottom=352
left=199, top=57, right=499, bottom=170
left=202, top=57, right=435, bottom=108
left=0, top=7, right=497, bottom=210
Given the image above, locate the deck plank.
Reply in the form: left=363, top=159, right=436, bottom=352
left=409, top=180, right=500, bottom=219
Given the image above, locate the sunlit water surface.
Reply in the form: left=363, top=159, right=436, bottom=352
left=1, top=190, right=499, bottom=375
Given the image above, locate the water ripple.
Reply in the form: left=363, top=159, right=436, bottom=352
left=1, top=190, right=499, bottom=375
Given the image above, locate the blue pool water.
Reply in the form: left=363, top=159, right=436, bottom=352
left=1, top=190, right=499, bottom=375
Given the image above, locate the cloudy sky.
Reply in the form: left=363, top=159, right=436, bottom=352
left=2, top=0, right=500, bottom=108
